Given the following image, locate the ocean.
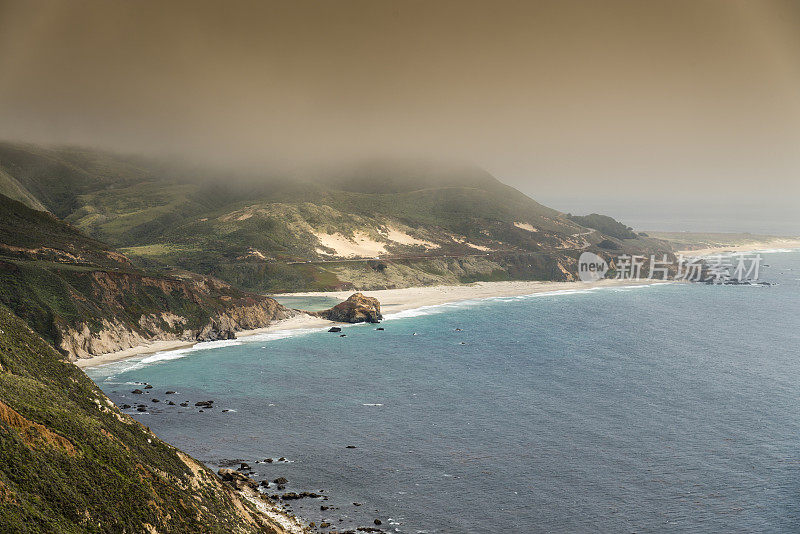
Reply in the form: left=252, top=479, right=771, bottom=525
left=87, top=250, right=800, bottom=533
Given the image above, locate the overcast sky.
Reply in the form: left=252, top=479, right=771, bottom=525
left=1, top=0, right=798, bottom=233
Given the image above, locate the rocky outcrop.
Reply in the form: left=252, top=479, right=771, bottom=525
left=218, top=468, right=259, bottom=490
left=0, top=305, right=299, bottom=534
left=54, top=284, right=297, bottom=361
left=312, top=293, right=383, bottom=323
left=196, top=301, right=296, bottom=342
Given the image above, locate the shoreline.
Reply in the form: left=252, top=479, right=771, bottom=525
left=674, top=238, right=800, bottom=256
left=76, top=278, right=655, bottom=369
left=75, top=240, right=799, bottom=370
left=73, top=314, right=333, bottom=369
left=283, top=278, right=658, bottom=317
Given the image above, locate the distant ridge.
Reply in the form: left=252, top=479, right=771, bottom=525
left=0, top=141, right=673, bottom=292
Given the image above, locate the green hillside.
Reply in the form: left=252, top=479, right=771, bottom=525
left=0, top=305, right=286, bottom=532
left=0, top=193, right=292, bottom=361
left=0, top=168, right=48, bottom=212
left=0, top=142, right=673, bottom=292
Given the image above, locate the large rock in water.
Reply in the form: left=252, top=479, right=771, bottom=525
left=314, top=293, right=383, bottom=323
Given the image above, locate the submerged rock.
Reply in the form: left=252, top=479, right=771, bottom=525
left=328, top=326, right=342, bottom=333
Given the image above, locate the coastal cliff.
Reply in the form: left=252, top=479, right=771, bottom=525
left=0, top=194, right=296, bottom=361
left=0, top=305, right=305, bottom=533
left=55, top=284, right=297, bottom=360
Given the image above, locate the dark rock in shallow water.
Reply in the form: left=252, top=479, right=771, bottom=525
left=374, top=519, right=382, bottom=525
left=278, top=457, right=286, bottom=462
left=165, top=390, right=176, bottom=394
left=217, top=458, right=247, bottom=467
left=314, top=293, right=383, bottom=324
left=217, top=468, right=258, bottom=490
left=180, top=402, right=188, bottom=407
left=144, top=385, right=153, bottom=389
left=346, top=445, right=356, bottom=449
left=131, top=389, right=143, bottom=394
left=376, top=327, right=384, bottom=331
left=136, top=407, right=146, bottom=412
left=328, top=326, right=342, bottom=333
left=121, top=404, right=131, bottom=409
left=151, top=398, right=159, bottom=403
left=265, top=458, right=273, bottom=463
left=273, top=476, right=288, bottom=485
left=238, top=463, right=251, bottom=471
left=339, top=334, right=346, bottom=337
left=167, top=401, right=175, bottom=406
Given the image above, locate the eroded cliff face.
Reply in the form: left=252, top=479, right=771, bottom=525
left=56, top=296, right=296, bottom=361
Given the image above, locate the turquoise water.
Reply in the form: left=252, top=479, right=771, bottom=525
left=88, top=251, right=800, bottom=533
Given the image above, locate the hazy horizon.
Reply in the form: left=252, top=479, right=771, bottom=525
left=1, top=0, right=798, bottom=233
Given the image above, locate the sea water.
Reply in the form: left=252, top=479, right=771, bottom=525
left=87, top=251, right=800, bottom=533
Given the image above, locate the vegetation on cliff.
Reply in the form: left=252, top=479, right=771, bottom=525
left=0, top=143, right=672, bottom=292
left=0, top=305, right=291, bottom=533
left=0, top=193, right=294, bottom=360
left=566, top=213, right=638, bottom=240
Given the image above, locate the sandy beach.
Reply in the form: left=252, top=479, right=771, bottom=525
left=284, top=278, right=656, bottom=316
left=676, top=238, right=800, bottom=256
left=75, top=278, right=654, bottom=369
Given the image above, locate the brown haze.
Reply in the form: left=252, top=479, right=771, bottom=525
left=0, top=0, right=798, bottom=232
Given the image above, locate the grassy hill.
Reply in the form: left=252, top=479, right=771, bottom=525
left=0, top=142, right=673, bottom=292
left=0, top=305, right=290, bottom=533
left=0, top=193, right=293, bottom=361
